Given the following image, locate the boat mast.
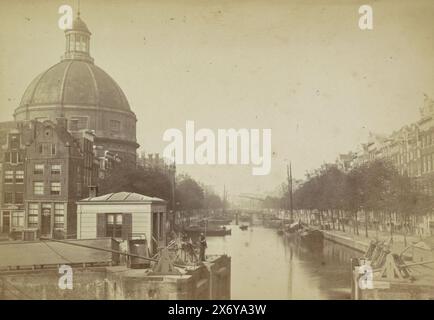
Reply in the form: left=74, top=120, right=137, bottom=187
left=287, top=162, right=293, bottom=221
left=223, top=184, right=226, bottom=214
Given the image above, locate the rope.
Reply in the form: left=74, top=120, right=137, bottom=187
left=41, top=240, right=73, bottom=264
left=0, top=277, right=34, bottom=300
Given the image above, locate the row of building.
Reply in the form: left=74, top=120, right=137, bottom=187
left=336, top=94, right=434, bottom=195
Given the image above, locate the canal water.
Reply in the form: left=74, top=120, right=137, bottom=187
left=206, top=224, right=361, bottom=300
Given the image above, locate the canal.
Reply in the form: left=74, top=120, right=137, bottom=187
left=206, top=224, right=361, bottom=299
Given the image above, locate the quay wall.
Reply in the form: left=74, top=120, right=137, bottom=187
left=105, top=264, right=211, bottom=300
left=0, top=267, right=108, bottom=300
left=204, top=255, right=231, bottom=300
left=322, top=231, right=368, bottom=253
left=0, top=255, right=231, bottom=300
left=356, top=279, right=434, bottom=300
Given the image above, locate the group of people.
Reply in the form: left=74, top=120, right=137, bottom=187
left=179, top=231, right=208, bottom=262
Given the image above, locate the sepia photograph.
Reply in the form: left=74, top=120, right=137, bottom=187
left=0, top=0, right=433, bottom=308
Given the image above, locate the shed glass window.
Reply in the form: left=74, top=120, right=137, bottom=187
left=106, top=213, right=122, bottom=238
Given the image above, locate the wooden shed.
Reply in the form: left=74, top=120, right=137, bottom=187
left=76, top=192, right=166, bottom=254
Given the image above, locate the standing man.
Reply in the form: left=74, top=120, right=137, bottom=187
left=199, top=233, right=207, bottom=262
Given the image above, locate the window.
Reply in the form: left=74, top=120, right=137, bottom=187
left=54, top=203, right=65, bottom=229
left=10, top=134, right=20, bottom=149
left=10, top=152, right=19, bottom=164
left=11, top=211, right=24, bottom=227
left=39, top=143, right=56, bottom=155
left=4, top=192, right=13, bottom=204
left=33, top=182, right=44, bottom=195
left=69, top=119, right=79, bottom=131
left=51, top=164, right=61, bottom=175
left=4, top=171, right=13, bottom=183
left=42, top=144, right=49, bottom=155
left=34, top=164, right=44, bottom=175
left=15, top=171, right=24, bottom=184
left=28, top=203, right=39, bottom=228
left=51, top=182, right=61, bottom=195
left=110, top=120, right=121, bottom=132
left=15, top=192, right=23, bottom=204
left=106, top=213, right=123, bottom=238
left=69, top=117, right=88, bottom=131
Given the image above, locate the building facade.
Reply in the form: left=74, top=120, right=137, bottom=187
left=0, top=119, right=97, bottom=239
left=0, top=122, right=26, bottom=238
left=337, top=95, right=434, bottom=195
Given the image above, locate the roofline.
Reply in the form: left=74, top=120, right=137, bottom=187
left=94, top=136, right=139, bottom=149
left=76, top=200, right=167, bottom=205
left=15, top=102, right=136, bottom=119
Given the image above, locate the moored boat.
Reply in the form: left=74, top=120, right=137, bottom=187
left=183, top=225, right=231, bottom=237
left=298, top=228, right=324, bottom=249
left=207, top=218, right=232, bottom=225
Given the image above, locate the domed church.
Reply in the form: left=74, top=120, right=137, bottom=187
left=14, top=13, right=139, bottom=164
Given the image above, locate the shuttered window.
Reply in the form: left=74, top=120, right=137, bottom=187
left=122, top=213, right=132, bottom=240
left=96, top=213, right=106, bottom=238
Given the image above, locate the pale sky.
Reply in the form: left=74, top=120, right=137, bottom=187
left=1, top=0, right=433, bottom=198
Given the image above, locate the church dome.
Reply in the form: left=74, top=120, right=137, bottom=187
left=14, top=13, right=138, bottom=165
left=19, top=60, right=131, bottom=111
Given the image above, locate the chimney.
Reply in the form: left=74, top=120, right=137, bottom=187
left=89, top=185, right=98, bottom=198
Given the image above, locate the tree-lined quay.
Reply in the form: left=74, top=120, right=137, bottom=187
left=265, top=159, right=433, bottom=245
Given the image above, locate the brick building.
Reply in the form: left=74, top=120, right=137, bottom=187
left=0, top=120, right=97, bottom=239
left=0, top=122, right=26, bottom=238
left=337, top=94, right=434, bottom=195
